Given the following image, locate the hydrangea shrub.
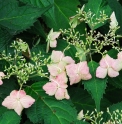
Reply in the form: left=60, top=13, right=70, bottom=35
left=0, top=0, right=122, bottom=124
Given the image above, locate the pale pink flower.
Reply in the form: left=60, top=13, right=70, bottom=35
left=66, top=61, right=92, bottom=85
left=47, top=29, right=61, bottom=48
left=62, top=56, right=75, bottom=65
left=43, top=73, right=70, bottom=100
left=96, top=54, right=119, bottom=78
left=51, top=50, right=64, bottom=63
left=110, top=12, right=118, bottom=29
left=0, top=72, right=5, bottom=85
left=47, top=62, right=65, bottom=76
left=50, top=72, right=68, bottom=84
left=51, top=50, right=75, bottom=64
left=2, top=90, right=35, bottom=115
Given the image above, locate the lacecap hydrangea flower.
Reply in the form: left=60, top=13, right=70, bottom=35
left=96, top=54, right=122, bottom=78
left=2, top=90, right=35, bottom=115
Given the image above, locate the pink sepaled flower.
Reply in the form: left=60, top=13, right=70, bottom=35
left=47, top=62, right=65, bottom=76
left=43, top=72, right=70, bottom=100
left=110, top=11, right=118, bottom=29
left=96, top=54, right=120, bottom=78
left=46, top=29, right=61, bottom=53
left=0, top=72, right=5, bottom=85
left=66, top=61, right=92, bottom=85
left=2, top=90, right=35, bottom=115
left=51, top=50, right=75, bottom=65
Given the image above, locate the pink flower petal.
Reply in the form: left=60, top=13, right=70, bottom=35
left=64, top=90, right=70, bottom=99
left=49, top=30, right=61, bottom=40
left=96, top=66, right=107, bottom=78
left=66, top=63, right=77, bottom=77
left=69, top=76, right=81, bottom=85
left=10, top=90, right=18, bottom=98
left=55, top=88, right=66, bottom=100
left=50, top=40, right=57, bottom=48
left=62, top=56, right=75, bottom=65
left=78, top=61, right=89, bottom=75
left=43, top=82, right=57, bottom=96
left=0, top=80, right=3, bottom=85
left=108, top=68, right=119, bottom=77
left=112, top=59, right=122, bottom=71
left=50, top=74, right=68, bottom=89
left=0, top=72, right=5, bottom=77
left=47, top=62, right=65, bottom=76
left=118, top=51, right=122, bottom=61
left=81, top=73, right=92, bottom=80
left=51, top=50, right=64, bottom=63
left=55, top=72, right=68, bottom=84
left=20, top=95, right=35, bottom=108
left=18, top=90, right=26, bottom=98
left=14, top=101, right=23, bottom=115
left=100, top=55, right=114, bottom=68
left=2, top=96, right=16, bottom=109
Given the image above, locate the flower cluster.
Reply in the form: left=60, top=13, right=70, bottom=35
left=96, top=52, right=122, bottom=78
left=43, top=50, right=92, bottom=100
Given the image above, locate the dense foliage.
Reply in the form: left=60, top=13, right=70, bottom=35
left=0, top=0, right=122, bottom=124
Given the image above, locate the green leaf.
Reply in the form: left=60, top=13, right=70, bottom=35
left=104, top=102, right=122, bottom=122
left=20, top=0, right=80, bottom=30
left=0, top=111, right=21, bottom=124
left=27, top=20, right=46, bottom=39
left=107, top=49, right=118, bottom=59
left=105, top=85, right=122, bottom=103
left=0, top=106, right=8, bottom=116
left=107, top=0, right=122, bottom=34
left=84, top=0, right=112, bottom=29
left=69, top=87, right=96, bottom=112
left=25, top=81, right=78, bottom=124
left=0, top=27, right=13, bottom=52
left=0, top=0, right=52, bottom=32
left=109, top=102, right=122, bottom=111
left=83, top=61, right=107, bottom=111
left=108, top=70, right=122, bottom=89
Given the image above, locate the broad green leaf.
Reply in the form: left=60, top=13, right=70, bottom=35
left=83, top=61, right=107, bottom=111
left=0, top=106, right=8, bottom=116
left=69, top=87, right=96, bottom=112
left=109, top=102, right=122, bottom=111
left=0, top=27, right=13, bottom=52
left=0, top=0, right=52, bottom=32
left=105, top=85, right=122, bottom=103
left=107, top=49, right=118, bottom=59
left=84, top=0, right=112, bottom=29
left=75, top=120, right=89, bottom=124
left=69, top=87, right=111, bottom=113
left=0, top=111, right=21, bottom=124
left=108, top=70, right=122, bottom=89
left=27, top=20, right=46, bottom=39
left=25, top=81, right=78, bottom=124
left=20, top=0, right=80, bottom=30
left=107, top=0, right=122, bottom=34
left=104, top=102, right=122, bottom=122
